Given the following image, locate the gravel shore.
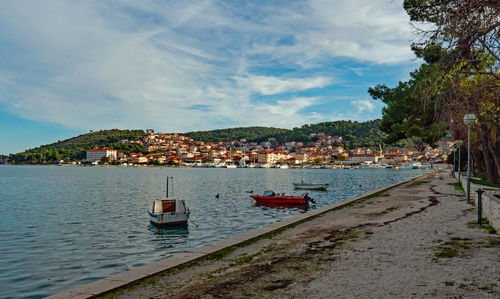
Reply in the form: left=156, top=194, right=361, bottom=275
left=107, top=171, right=499, bottom=298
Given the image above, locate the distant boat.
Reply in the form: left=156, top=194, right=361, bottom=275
left=293, top=182, right=330, bottom=190
left=257, top=163, right=272, bottom=168
left=225, top=164, right=237, bottom=168
left=251, top=190, right=311, bottom=206
left=413, top=162, right=430, bottom=169
left=400, top=163, right=413, bottom=169
left=148, top=177, right=190, bottom=227
left=279, top=165, right=289, bottom=169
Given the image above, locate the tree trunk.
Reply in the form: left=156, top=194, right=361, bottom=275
left=478, top=132, right=498, bottom=184
left=486, top=137, right=500, bottom=180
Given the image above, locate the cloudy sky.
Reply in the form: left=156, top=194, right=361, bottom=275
left=0, top=0, right=419, bottom=154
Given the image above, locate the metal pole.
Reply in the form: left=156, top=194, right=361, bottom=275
left=166, top=176, right=169, bottom=198
left=453, top=149, right=456, bottom=175
left=467, top=125, right=471, bottom=203
left=476, top=188, right=484, bottom=225
left=458, top=147, right=461, bottom=182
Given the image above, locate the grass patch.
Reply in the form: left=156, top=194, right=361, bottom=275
left=363, top=190, right=391, bottom=200
left=407, top=180, right=430, bottom=187
left=435, top=246, right=459, bottom=258
left=467, top=218, right=497, bottom=234
left=229, top=244, right=276, bottom=267
left=471, top=178, right=500, bottom=188
left=434, top=237, right=472, bottom=259
left=348, top=231, right=360, bottom=241
left=448, top=182, right=464, bottom=191
left=472, top=172, right=500, bottom=188
left=484, top=237, right=500, bottom=248
left=444, top=281, right=455, bottom=286
left=478, top=283, right=498, bottom=294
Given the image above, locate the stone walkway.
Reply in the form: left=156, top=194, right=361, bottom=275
left=104, top=171, right=500, bottom=298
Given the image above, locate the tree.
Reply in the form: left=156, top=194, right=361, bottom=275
left=370, top=0, right=500, bottom=183
left=100, top=156, right=110, bottom=164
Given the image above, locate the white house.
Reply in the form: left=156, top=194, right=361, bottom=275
left=348, top=154, right=379, bottom=163
left=86, top=148, right=117, bottom=162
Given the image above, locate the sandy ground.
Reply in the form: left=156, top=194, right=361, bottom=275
left=105, top=171, right=500, bottom=298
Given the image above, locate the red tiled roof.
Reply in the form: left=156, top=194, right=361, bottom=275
left=87, top=147, right=116, bottom=151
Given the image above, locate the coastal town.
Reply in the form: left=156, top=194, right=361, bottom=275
left=82, top=129, right=452, bottom=168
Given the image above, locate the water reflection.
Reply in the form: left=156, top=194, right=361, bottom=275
left=254, top=203, right=309, bottom=211
left=148, top=224, right=189, bottom=237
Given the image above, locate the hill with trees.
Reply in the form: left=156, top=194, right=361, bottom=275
left=10, top=129, right=145, bottom=163
left=185, top=120, right=390, bottom=148
left=184, top=127, right=289, bottom=144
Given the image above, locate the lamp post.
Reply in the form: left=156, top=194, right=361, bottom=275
left=455, top=140, right=463, bottom=182
left=458, top=145, right=461, bottom=182
left=452, top=147, right=457, bottom=175
left=463, top=114, right=477, bottom=203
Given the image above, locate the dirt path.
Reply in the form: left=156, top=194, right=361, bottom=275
left=105, top=171, right=500, bottom=298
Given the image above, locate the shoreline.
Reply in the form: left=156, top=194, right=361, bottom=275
left=102, top=169, right=499, bottom=298
left=48, top=171, right=432, bottom=298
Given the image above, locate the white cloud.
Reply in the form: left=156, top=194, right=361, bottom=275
left=233, top=75, right=332, bottom=95
left=352, top=99, right=376, bottom=114
left=0, top=0, right=411, bottom=133
left=250, top=0, right=414, bottom=65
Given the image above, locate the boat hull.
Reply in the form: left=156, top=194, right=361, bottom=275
left=293, top=183, right=330, bottom=190
left=251, top=195, right=309, bottom=205
left=148, top=207, right=190, bottom=227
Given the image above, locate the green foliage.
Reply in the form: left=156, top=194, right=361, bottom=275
left=185, top=127, right=289, bottom=143
left=368, top=58, right=450, bottom=147
left=186, top=120, right=402, bottom=148
left=467, top=219, right=497, bottom=234
left=447, top=182, right=464, bottom=191
left=10, top=129, right=145, bottom=163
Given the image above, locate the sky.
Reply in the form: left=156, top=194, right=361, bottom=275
left=0, top=0, right=421, bottom=155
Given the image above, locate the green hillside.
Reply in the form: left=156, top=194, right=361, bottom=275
left=186, top=120, right=388, bottom=148
left=10, top=129, right=145, bottom=163
left=184, top=127, right=289, bottom=143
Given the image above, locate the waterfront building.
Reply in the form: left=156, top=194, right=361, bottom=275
left=128, top=153, right=148, bottom=164
left=379, top=153, right=408, bottom=165
left=352, top=147, right=372, bottom=155
left=85, top=148, right=117, bottom=162
left=348, top=154, right=379, bottom=163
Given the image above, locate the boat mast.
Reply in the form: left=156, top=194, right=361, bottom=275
left=165, top=176, right=174, bottom=198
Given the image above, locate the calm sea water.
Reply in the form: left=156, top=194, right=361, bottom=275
left=0, top=165, right=428, bottom=298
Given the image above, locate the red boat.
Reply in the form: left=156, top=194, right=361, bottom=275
left=251, top=190, right=311, bottom=205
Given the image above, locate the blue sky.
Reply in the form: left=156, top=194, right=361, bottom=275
left=0, top=0, right=420, bottom=154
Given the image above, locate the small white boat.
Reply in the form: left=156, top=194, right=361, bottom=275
left=148, top=177, right=190, bottom=227
left=400, top=163, right=413, bottom=169
left=279, top=165, right=289, bottom=169
left=148, top=198, right=190, bottom=227
left=293, top=182, right=330, bottom=190
left=257, top=163, right=272, bottom=168
left=225, top=164, right=237, bottom=168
